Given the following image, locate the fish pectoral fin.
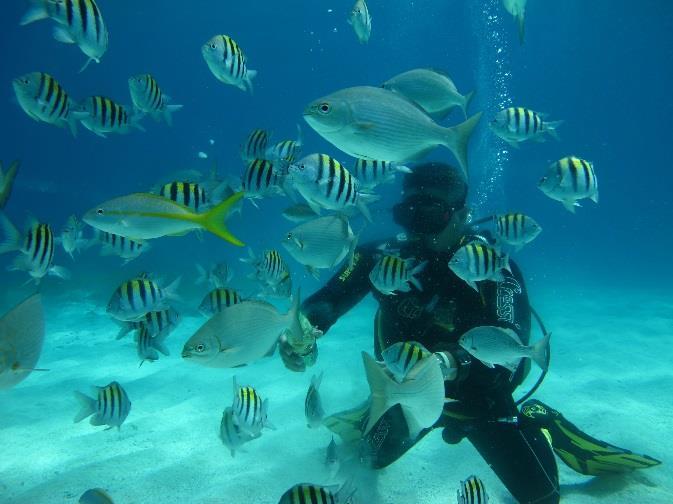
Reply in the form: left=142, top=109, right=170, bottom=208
left=52, top=26, right=76, bottom=44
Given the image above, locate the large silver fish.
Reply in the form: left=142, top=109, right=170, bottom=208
left=0, top=160, right=19, bottom=209
left=303, top=86, right=482, bottom=176
left=0, top=294, right=45, bottom=390
left=181, top=293, right=302, bottom=368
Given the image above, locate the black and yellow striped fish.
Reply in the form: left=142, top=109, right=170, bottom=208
left=448, top=241, right=510, bottom=291
left=278, top=482, right=354, bottom=504
left=106, top=276, right=180, bottom=321
left=241, top=159, right=285, bottom=198
left=97, top=230, right=149, bottom=263
left=158, top=181, right=208, bottom=212
left=352, top=159, right=412, bottom=188
left=456, top=475, right=489, bottom=504
left=115, top=307, right=181, bottom=340
left=240, top=129, right=269, bottom=161
left=232, top=376, right=274, bottom=436
left=202, top=34, right=257, bottom=93
left=137, top=326, right=170, bottom=366
left=368, top=255, right=427, bottom=295
left=381, top=341, right=431, bottom=382
left=74, top=381, right=131, bottom=430
left=128, top=74, right=183, bottom=126
left=12, top=72, right=82, bottom=136
left=490, top=106, right=563, bottom=147
left=198, top=288, right=242, bottom=316
left=493, top=213, right=542, bottom=250
left=78, top=96, right=144, bottom=138
left=539, top=156, right=599, bottom=213
left=265, top=125, right=303, bottom=164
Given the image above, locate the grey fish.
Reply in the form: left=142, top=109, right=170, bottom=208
left=282, top=215, right=357, bottom=278
left=202, top=34, right=257, bottom=93
left=198, top=288, right=242, bottom=316
left=128, top=74, right=182, bottom=126
left=493, top=213, right=542, bottom=251
left=456, top=475, right=489, bottom=504
left=381, top=341, right=431, bottom=383
left=303, top=86, right=482, bottom=176
left=538, top=156, right=598, bottom=213
left=281, top=203, right=320, bottom=223
left=325, top=436, right=340, bottom=477
left=0, top=160, right=19, bottom=209
left=348, top=0, right=372, bottom=44
left=181, top=292, right=301, bottom=368
left=458, top=325, right=550, bottom=372
left=490, top=107, right=562, bottom=148
left=220, top=406, right=256, bottom=457
left=382, top=68, right=475, bottom=120
left=0, top=294, right=45, bottom=390
left=369, top=255, right=427, bottom=295
left=305, top=372, right=325, bottom=428
left=115, top=307, right=180, bottom=340
left=73, top=381, right=131, bottom=430
left=59, top=214, right=87, bottom=259
left=137, top=326, right=170, bottom=366
left=106, top=276, right=180, bottom=321
left=79, top=488, right=115, bottom=504
left=448, top=241, right=510, bottom=291
left=232, top=376, right=275, bottom=436
left=96, top=230, right=149, bottom=264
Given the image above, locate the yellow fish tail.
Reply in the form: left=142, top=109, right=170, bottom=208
left=197, top=192, right=245, bottom=246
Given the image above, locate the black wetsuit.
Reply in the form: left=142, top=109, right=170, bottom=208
left=302, top=234, right=561, bottom=504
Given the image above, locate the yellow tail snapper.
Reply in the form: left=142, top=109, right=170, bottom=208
left=0, top=214, right=69, bottom=283
left=12, top=72, right=84, bottom=137
left=128, top=74, right=183, bottom=126
left=82, top=191, right=244, bottom=245
left=73, top=381, right=131, bottom=430
left=369, top=255, right=427, bottom=295
left=76, top=96, right=145, bottom=138
left=232, top=376, right=275, bottom=436
left=493, top=212, right=542, bottom=251
left=348, top=0, right=372, bottom=44
left=202, top=34, right=257, bottom=93
left=0, top=160, right=19, bottom=209
left=198, top=288, right=243, bottom=316
left=448, top=241, right=510, bottom=291
left=539, top=156, right=598, bottom=213
left=503, top=0, right=527, bottom=44
left=490, top=107, right=563, bottom=148
left=21, top=0, right=109, bottom=73
left=456, top=474, right=490, bottom=504
left=279, top=481, right=356, bottom=504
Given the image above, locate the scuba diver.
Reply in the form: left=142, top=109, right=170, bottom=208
left=279, top=162, right=661, bottom=503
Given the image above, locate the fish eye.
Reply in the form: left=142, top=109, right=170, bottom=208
left=196, top=343, right=205, bottom=352
left=286, top=232, right=293, bottom=240
left=96, top=208, right=104, bottom=215
left=318, top=103, right=330, bottom=114
left=210, top=43, right=216, bottom=49
left=299, top=164, right=305, bottom=171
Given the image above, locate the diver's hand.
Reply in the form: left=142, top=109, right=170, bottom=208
left=279, top=333, right=318, bottom=372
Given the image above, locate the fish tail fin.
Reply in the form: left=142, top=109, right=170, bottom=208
left=530, top=332, right=551, bottom=370
left=0, top=211, right=22, bottom=254
left=65, top=115, right=79, bottom=138
left=163, top=104, right=183, bottom=126
left=20, top=1, right=48, bottom=25
left=197, top=192, right=245, bottom=246
left=163, top=276, right=182, bottom=301
left=516, top=13, right=526, bottom=44
left=152, top=330, right=171, bottom=356
left=408, top=260, right=428, bottom=291
left=246, top=70, right=258, bottom=93
left=545, top=120, right=564, bottom=141
left=444, top=111, right=482, bottom=178
left=73, top=391, right=96, bottom=423
left=262, top=398, right=277, bottom=430
left=115, top=321, right=132, bottom=340
left=461, top=90, right=476, bottom=118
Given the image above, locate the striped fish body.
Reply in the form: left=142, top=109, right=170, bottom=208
left=116, top=307, right=180, bottom=340
left=73, top=381, right=131, bottom=430
left=158, top=181, right=208, bottom=212
left=220, top=406, right=256, bottom=457
left=106, top=277, right=179, bottom=321
left=240, top=129, right=269, bottom=162
left=382, top=341, right=431, bottom=383
left=242, top=248, right=291, bottom=286
left=494, top=213, right=542, bottom=250
left=369, top=255, right=427, bottom=295
left=78, top=96, right=142, bottom=137
left=12, top=72, right=81, bottom=136
left=305, top=372, right=324, bottom=428
left=448, top=242, right=511, bottom=291
left=232, top=377, right=273, bottom=436
left=456, top=475, right=489, bottom=504
left=539, top=156, right=599, bottom=213
left=348, top=0, right=372, bottom=44
left=266, top=139, right=301, bottom=164
left=137, top=326, right=170, bottom=365
left=198, top=288, right=242, bottom=316
left=490, top=107, right=563, bottom=146
left=279, top=483, right=346, bottom=504
left=128, top=74, right=182, bottom=125
left=352, top=158, right=411, bottom=188
left=21, top=0, right=109, bottom=70
left=202, top=35, right=257, bottom=93
left=241, top=159, right=285, bottom=198
left=97, top=230, right=148, bottom=263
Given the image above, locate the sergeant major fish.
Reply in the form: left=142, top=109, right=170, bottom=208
left=232, top=376, right=275, bottom=436
left=0, top=160, right=19, bottom=209
left=220, top=406, right=256, bottom=457
left=381, top=341, right=431, bottom=383
left=128, top=74, right=182, bottom=126
left=76, top=96, right=145, bottom=138
left=241, top=159, right=287, bottom=201
left=538, top=156, right=598, bottom=213
left=490, top=107, right=562, bottom=148
left=493, top=213, right=542, bottom=251
left=20, top=0, right=109, bottom=72
left=240, top=128, right=269, bottom=162
left=351, top=159, right=411, bottom=189
left=137, top=326, right=170, bottom=366
left=106, top=276, right=181, bottom=321
left=96, top=230, right=149, bottom=264
left=265, top=125, right=303, bottom=164
left=241, top=248, right=292, bottom=297
left=348, top=0, right=372, bottom=44
left=305, top=372, right=325, bottom=428
left=369, top=255, right=427, bottom=295
left=448, top=241, right=510, bottom=291
left=325, top=436, right=340, bottom=477
left=157, top=181, right=208, bottom=212
left=198, top=288, right=242, bottom=316
left=202, top=34, right=257, bottom=93
left=115, top=307, right=180, bottom=340
left=73, top=381, right=131, bottom=430
left=279, top=482, right=356, bottom=504
left=456, top=475, right=489, bottom=504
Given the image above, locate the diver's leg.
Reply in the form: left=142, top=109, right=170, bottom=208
left=466, top=420, right=560, bottom=504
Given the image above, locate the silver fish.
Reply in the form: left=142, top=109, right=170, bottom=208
left=0, top=294, right=45, bottom=390
left=503, top=0, right=527, bottom=44
left=325, top=436, right=340, bottom=477
left=0, top=160, right=20, bottom=209
left=60, top=214, right=87, bottom=259
left=456, top=475, right=489, bottom=504
left=305, top=372, right=325, bottom=428
left=351, top=159, right=411, bottom=189
left=198, top=288, right=242, bottom=316
left=96, top=230, right=149, bottom=264
left=232, top=376, right=275, bottom=436
left=382, top=68, right=475, bottom=120
left=458, top=325, right=550, bottom=372
left=181, top=293, right=301, bottom=368
left=381, top=341, right=431, bottom=383
left=303, top=86, right=482, bottom=176
left=20, top=0, right=109, bottom=72
left=106, top=276, right=180, bottom=321
left=202, top=34, right=257, bottom=93
left=369, top=255, right=427, bottom=295
left=448, top=242, right=510, bottom=291
left=348, top=0, right=372, bottom=44
left=73, top=381, right=131, bottom=430
left=538, top=156, right=598, bottom=213
left=220, top=406, right=256, bottom=457
left=281, top=203, right=319, bottom=223
left=137, top=326, right=170, bottom=366
left=115, top=307, right=180, bottom=340
left=490, top=107, right=562, bottom=148
left=79, top=488, right=115, bottom=504
left=281, top=215, right=357, bottom=278
left=128, top=74, right=182, bottom=126
left=195, top=262, right=233, bottom=289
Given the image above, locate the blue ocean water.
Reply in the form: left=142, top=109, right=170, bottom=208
left=1, top=1, right=672, bottom=503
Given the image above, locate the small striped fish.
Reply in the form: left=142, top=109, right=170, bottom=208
left=137, top=326, right=170, bottom=366
left=241, top=159, right=286, bottom=199
left=539, top=156, right=599, bottom=213
left=12, top=72, right=82, bottom=136
left=106, top=276, right=180, bottom=321
left=265, top=125, right=303, bottom=164
left=0, top=215, right=69, bottom=282
left=158, top=181, right=208, bottom=212
left=456, top=475, right=489, bottom=504
left=305, top=372, right=325, bottom=428
left=198, top=288, right=242, bottom=316
left=241, top=248, right=291, bottom=287
left=348, top=0, right=372, bottom=44
left=448, top=241, right=511, bottom=291
left=74, top=381, right=131, bottom=430
left=240, top=129, right=269, bottom=162
left=288, top=154, right=377, bottom=222
left=77, top=96, right=145, bottom=138
left=97, top=230, right=149, bottom=264
left=493, top=213, right=542, bottom=250
left=369, top=255, right=427, bottom=295
left=490, top=107, right=563, bottom=147
left=128, top=74, right=183, bottom=126
left=115, top=307, right=180, bottom=340
left=381, top=341, right=431, bottom=383
left=21, top=0, right=109, bottom=72
left=202, top=34, right=257, bottom=93
left=220, top=406, right=256, bottom=457
left=232, top=377, right=274, bottom=436
left=279, top=482, right=355, bottom=504
left=352, top=159, right=411, bottom=188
